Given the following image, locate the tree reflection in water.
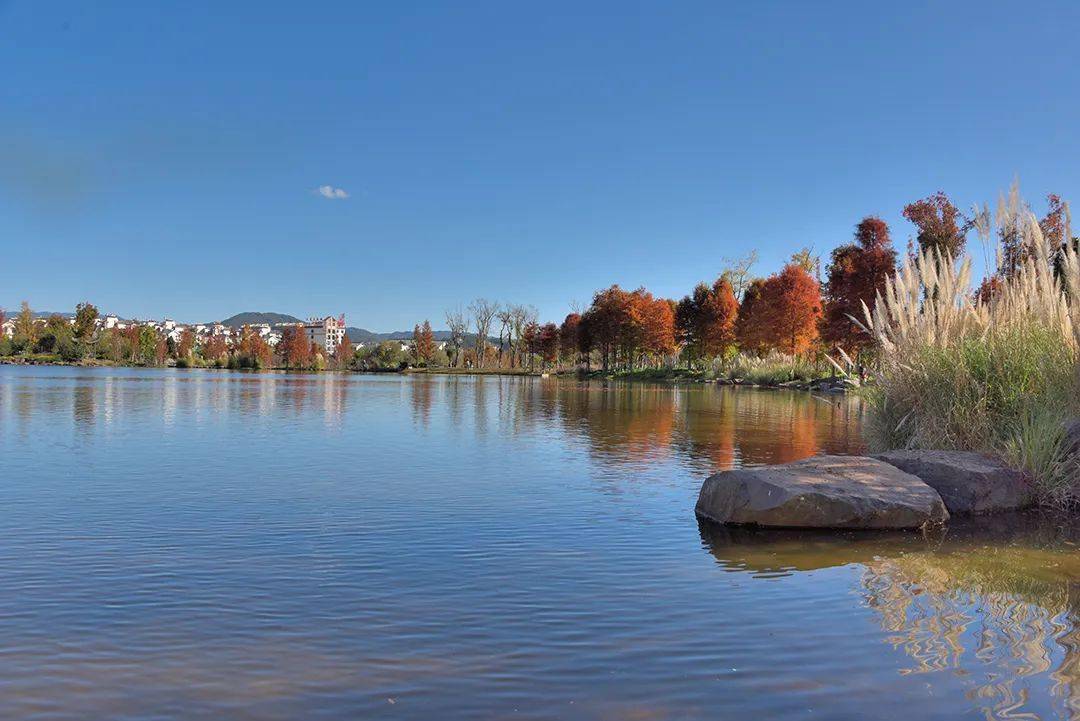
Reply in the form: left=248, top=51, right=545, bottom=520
left=702, top=515, right=1080, bottom=720
left=449, top=379, right=868, bottom=474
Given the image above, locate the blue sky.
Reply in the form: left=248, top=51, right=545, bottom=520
left=3, top=1, right=1078, bottom=330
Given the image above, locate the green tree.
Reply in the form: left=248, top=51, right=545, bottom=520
left=36, top=315, right=74, bottom=357
left=73, top=303, right=99, bottom=343
left=13, top=301, right=36, bottom=352
left=375, top=340, right=406, bottom=369
left=138, top=326, right=159, bottom=365
left=0, top=308, right=9, bottom=356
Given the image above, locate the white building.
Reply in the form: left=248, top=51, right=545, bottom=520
left=304, top=315, right=347, bottom=354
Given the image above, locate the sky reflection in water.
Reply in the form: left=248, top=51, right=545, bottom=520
left=0, top=366, right=1077, bottom=720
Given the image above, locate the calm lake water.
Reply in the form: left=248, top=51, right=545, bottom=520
left=1, top=366, right=1078, bottom=720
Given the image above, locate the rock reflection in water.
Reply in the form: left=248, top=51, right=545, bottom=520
left=701, top=515, right=1080, bottom=720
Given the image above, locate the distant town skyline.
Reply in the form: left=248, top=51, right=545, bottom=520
left=3, top=1, right=1079, bottom=329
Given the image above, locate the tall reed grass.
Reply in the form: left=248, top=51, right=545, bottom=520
left=860, top=191, right=1080, bottom=508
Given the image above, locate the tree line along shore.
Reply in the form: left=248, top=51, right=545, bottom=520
left=3, top=183, right=1079, bottom=508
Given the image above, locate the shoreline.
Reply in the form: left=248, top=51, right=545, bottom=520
left=0, top=357, right=858, bottom=391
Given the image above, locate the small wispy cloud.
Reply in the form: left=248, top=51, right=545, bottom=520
left=314, top=185, right=349, bottom=200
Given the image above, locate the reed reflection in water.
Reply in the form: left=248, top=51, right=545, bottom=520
left=703, top=517, right=1080, bottom=720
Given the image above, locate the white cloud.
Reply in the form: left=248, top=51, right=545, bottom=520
left=315, top=185, right=349, bottom=199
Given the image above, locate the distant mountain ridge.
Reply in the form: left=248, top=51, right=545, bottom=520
left=346, top=327, right=458, bottom=342
left=220, top=312, right=303, bottom=327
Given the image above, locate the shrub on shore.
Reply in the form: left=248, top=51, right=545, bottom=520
left=862, top=202, right=1080, bottom=508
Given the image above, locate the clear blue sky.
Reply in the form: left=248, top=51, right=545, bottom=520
left=3, top=1, right=1078, bottom=330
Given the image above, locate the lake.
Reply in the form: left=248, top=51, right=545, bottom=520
left=1, top=366, right=1077, bottom=720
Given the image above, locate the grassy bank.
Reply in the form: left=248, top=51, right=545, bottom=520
left=574, top=352, right=846, bottom=389
left=863, top=214, right=1080, bottom=508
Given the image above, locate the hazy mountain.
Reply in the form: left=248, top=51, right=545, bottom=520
left=345, top=327, right=452, bottom=342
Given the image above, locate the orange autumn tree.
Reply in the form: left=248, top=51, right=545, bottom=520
left=412, top=320, right=436, bottom=366
left=201, top=333, right=229, bottom=367
left=636, top=291, right=676, bottom=364
left=235, top=325, right=273, bottom=369
left=675, top=277, right=738, bottom=366
left=758, top=263, right=822, bottom=357
left=333, top=332, right=353, bottom=369
left=177, top=328, right=196, bottom=360
left=277, top=325, right=312, bottom=370
left=578, top=285, right=676, bottom=371
left=734, top=278, right=769, bottom=356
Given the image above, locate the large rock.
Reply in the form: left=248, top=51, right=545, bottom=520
left=874, top=450, right=1031, bottom=515
left=695, top=455, right=949, bottom=530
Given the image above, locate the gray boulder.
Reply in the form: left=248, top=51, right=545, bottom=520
left=874, top=449, right=1031, bottom=515
left=695, top=455, right=949, bottom=530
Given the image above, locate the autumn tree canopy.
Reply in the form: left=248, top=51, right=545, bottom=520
left=558, top=313, right=581, bottom=364
left=412, top=320, right=436, bottom=365
left=822, top=216, right=898, bottom=354
left=277, top=326, right=311, bottom=369
left=903, top=191, right=969, bottom=259
left=676, top=277, right=738, bottom=366
left=757, top=263, right=822, bottom=357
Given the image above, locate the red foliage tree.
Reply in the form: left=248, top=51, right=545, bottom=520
left=521, top=321, right=539, bottom=370
left=1040, top=194, right=1068, bottom=248
left=538, top=322, right=559, bottom=367
left=202, top=333, right=229, bottom=366
left=154, top=336, right=169, bottom=366
left=822, top=216, right=897, bottom=354
left=903, top=191, right=969, bottom=259
left=974, top=275, right=1004, bottom=304
left=558, top=313, right=580, bottom=365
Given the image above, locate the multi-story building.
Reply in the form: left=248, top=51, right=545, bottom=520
left=304, top=315, right=347, bottom=354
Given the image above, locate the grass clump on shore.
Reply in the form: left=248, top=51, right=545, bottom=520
left=861, top=201, right=1080, bottom=508
left=724, top=351, right=819, bottom=385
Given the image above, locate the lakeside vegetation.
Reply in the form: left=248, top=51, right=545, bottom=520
left=863, top=185, right=1079, bottom=508
left=4, top=183, right=1079, bottom=508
